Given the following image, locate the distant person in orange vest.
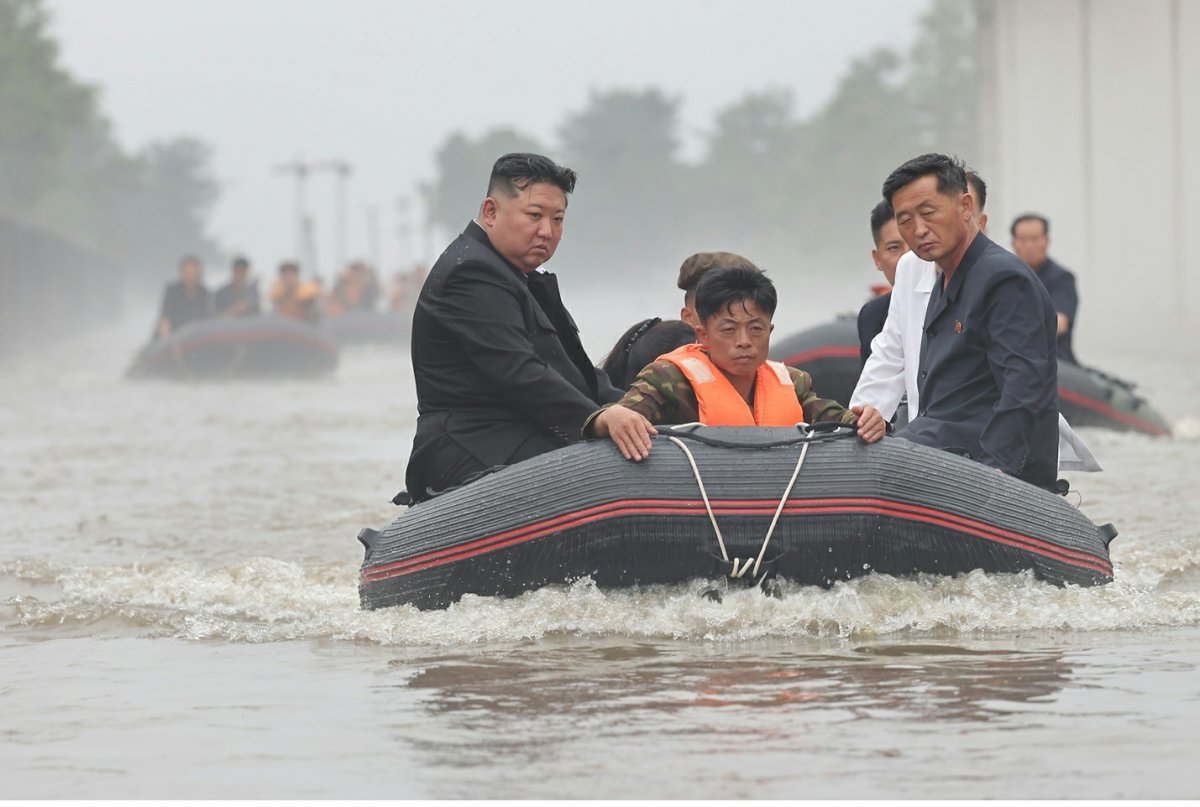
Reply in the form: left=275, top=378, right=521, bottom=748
left=326, top=260, right=380, bottom=316
left=587, top=266, right=886, bottom=460
left=213, top=256, right=261, bottom=318
left=154, top=255, right=211, bottom=339
left=269, top=261, right=321, bottom=324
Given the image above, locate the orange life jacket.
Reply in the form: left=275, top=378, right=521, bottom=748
left=658, top=343, right=805, bottom=426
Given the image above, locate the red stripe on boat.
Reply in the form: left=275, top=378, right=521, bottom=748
left=361, top=496, right=1112, bottom=584
left=1059, top=387, right=1170, bottom=436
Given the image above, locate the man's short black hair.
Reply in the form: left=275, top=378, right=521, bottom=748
left=486, top=152, right=577, bottom=201
left=966, top=170, right=987, bottom=212
left=231, top=256, right=250, bottom=271
left=1010, top=213, right=1050, bottom=237
left=695, top=266, right=778, bottom=323
left=869, top=200, right=895, bottom=245
left=882, top=153, right=968, bottom=205
left=278, top=261, right=300, bottom=275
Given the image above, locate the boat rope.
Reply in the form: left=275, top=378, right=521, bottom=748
left=666, top=427, right=815, bottom=581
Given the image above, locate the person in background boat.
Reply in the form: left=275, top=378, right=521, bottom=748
left=856, top=200, right=910, bottom=366
left=677, top=251, right=760, bottom=326
left=388, top=263, right=427, bottom=313
left=588, top=267, right=886, bottom=461
left=270, top=261, right=322, bottom=324
left=1010, top=213, right=1080, bottom=364
left=403, top=152, right=623, bottom=503
left=213, top=256, right=261, bottom=318
left=154, top=255, right=211, bottom=340
left=326, top=260, right=380, bottom=317
left=881, top=153, right=1058, bottom=490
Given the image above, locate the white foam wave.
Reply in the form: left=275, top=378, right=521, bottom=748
left=6, top=552, right=1200, bottom=646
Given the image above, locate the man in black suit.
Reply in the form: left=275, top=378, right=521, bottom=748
left=1011, top=213, right=1081, bottom=364
left=404, top=152, right=624, bottom=502
left=154, top=255, right=211, bottom=340
left=884, top=153, right=1059, bottom=490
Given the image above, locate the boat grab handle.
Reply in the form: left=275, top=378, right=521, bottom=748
left=666, top=427, right=815, bottom=581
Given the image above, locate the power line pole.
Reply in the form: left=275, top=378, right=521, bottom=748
left=312, top=159, right=352, bottom=274
left=272, top=159, right=316, bottom=273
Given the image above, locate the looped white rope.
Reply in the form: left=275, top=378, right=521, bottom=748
left=667, top=426, right=815, bottom=581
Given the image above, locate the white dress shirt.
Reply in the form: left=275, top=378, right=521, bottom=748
left=850, top=251, right=1101, bottom=472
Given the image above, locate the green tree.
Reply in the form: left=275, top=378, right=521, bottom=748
left=0, top=0, right=222, bottom=283
left=556, top=88, right=687, bottom=268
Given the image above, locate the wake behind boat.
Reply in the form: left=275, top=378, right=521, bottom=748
left=358, top=425, right=1116, bottom=611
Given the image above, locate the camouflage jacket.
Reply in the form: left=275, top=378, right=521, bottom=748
left=584, top=359, right=856, bottom=432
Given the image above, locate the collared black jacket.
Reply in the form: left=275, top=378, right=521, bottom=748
left=857, top=291, right=892, bottom=367
left=898, top=232, right=1059, bottom=489
left=1033, top=256, right=1080, bottom=364
left=405, top=221, right=622, bottom=494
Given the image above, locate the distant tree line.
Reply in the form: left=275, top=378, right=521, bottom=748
left=421, top=0, right=979, bottom=281
left=0, top=0, right=221, bottom=282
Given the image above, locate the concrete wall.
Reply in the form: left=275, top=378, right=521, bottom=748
left=0, top=216, right=125, bottom=357
left=978, top=0, right=1199, bottom=354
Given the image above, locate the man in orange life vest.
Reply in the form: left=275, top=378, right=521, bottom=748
left=587, top=266, right=887, bottom=460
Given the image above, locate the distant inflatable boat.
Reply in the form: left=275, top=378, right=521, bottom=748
left=322, top=311, right=411, bottom=346
left=127, top=316, right=339, bottom=379
left=770, top=317, right=1172, bottom=437
left=357, top=425, right=1116, bottom=611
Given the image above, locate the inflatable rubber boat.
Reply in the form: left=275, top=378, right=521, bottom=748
left=321, top=311, right=411, bottom=346
left=771, top=317, right=1171, bottom=436
left=127, top=316, right=339, bottom=379
left=358, top=425, right=1116, bottom=611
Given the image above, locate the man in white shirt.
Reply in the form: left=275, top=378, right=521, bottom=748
left=850, top=170, right=1100, bottom=472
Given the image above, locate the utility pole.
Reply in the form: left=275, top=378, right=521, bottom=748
left=312, top=159, right=352, bottom=274
left=273, top=159, right=316, bottom=273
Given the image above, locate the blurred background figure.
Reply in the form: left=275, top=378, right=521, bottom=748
left=269, top=261, right=322, bottom=324
left=154, top=255, right=211, bottom=340
left=1011, top=214, right=1080, bottom=364
left=213, top=255, right=261, bottom=318
left=388, top=263, right=427, bottom=314
left=325, top=260, right=380, bottom=317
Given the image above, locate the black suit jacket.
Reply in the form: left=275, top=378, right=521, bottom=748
left=857, top=291, right=891, bottom=367
left=898, top=232, right=1058, bottom=490
left=405, top=221, right=622, bottom=494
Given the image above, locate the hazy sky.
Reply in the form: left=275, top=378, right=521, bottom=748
left=47, top=0, right=926, bottom=279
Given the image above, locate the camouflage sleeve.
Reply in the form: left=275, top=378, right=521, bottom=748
left=618, top=361, right=698, bottom=425
left=791, top=367, right=857, bottom=425
left=581, top=360, right=696, bottom=436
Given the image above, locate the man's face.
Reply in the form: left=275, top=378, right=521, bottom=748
left=233, top=265, right=249, bottom=285
left=891, top=175, right=974, bottom=264
left=480, top=182, right=566, bottom=273
left=280, top=268, right=300, bottom=289
left=696, top=299, right=774, bottom=383
left=871, top=218, right=909, bottom=286
left=1011, top=219, right=1050, bottom=269
left=180, top=260, right=202, bottom=287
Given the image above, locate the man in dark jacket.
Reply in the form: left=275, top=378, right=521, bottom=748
left=404, top=152, right=623, bottom=502
left=1011, top=213, right=1080, bottom=364
left=213, top=256, right=261, bottom=318
left=884, top=154, right=1059, bottom=490
left=154, top=255, right=211, bottom=340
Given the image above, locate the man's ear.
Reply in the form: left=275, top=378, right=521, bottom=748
left=871, top=248, right=884, bottom=272
left=479, top=197, right=498, bottom=227
left=694, top=323, right=709, bottom=346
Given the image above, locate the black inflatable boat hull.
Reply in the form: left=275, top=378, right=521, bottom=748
left=359, top=427, right=1114, bottom=610
left=128, top=316, right=339, bottom=379
left=772, top=318, right=1171, bottom=436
